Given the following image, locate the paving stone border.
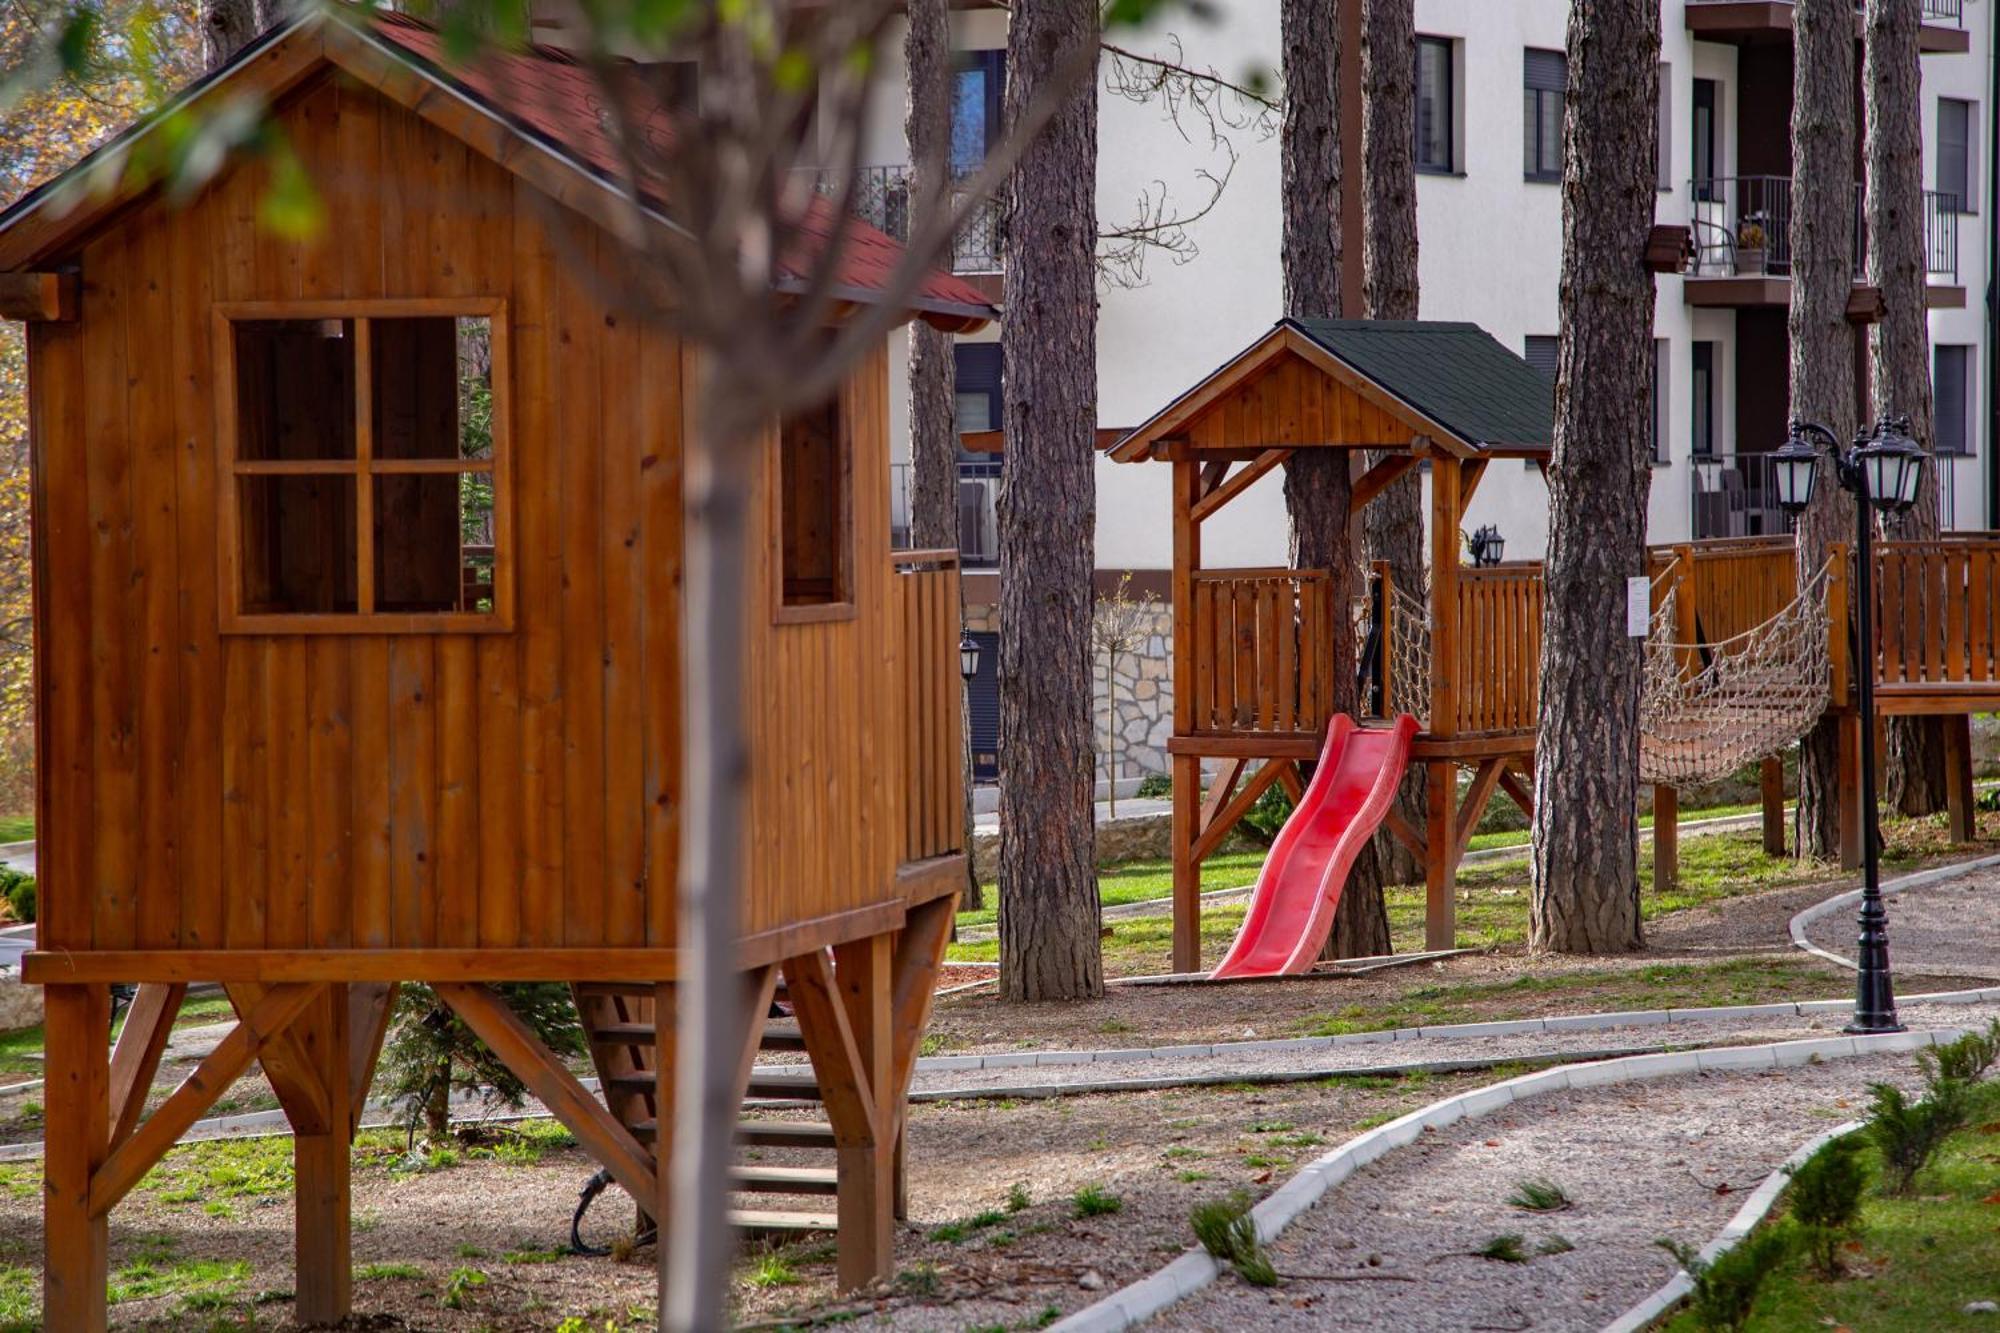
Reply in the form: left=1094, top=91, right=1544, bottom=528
left=1789, top=850, right=2000, bottom=970
left=1601, top=1118, right=1863, bottom=1333
left=1049, top=1028, right=1961, bottom=1333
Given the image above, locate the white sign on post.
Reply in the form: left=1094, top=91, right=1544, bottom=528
left=1626, top=575, right=1651, bottom=637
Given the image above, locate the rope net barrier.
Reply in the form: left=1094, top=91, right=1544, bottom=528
left=1378, top=561, right=1832, bottom=788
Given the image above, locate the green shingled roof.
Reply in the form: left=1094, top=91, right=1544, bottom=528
left=1288, top=318, right=1554, bottom=452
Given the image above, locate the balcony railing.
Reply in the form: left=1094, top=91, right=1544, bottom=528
left=819, top=165, right=1004, bottom=274
left=1692, top=451, right=1959, bottom=541
left=1684, top=0, right=1961, bottom=24
left=890, top=462, right=998, bottom=568
left=1688, top=177, right=1959, bottom=285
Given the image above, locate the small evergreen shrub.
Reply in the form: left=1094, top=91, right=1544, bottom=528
left=1189, top=1191, right=1278, bottom=1287
left=1925, top=1019, right=2000, bottom=1085
left=1239, top=783, right=1295, bottom=846
left=1071, top=1184, right=1122, bottom=1218
left=377, top=983, right=584, bottom=1145
left=1506, top=1178, right=1571, bottom=1212
left=0, top=868, right=32, bottom=924
left=1659, top=1227, right=1795, bottom=1332
left=1133, top=772, right=1173, bottom=801
left=1785, top=1135, right=1867, bottom=1275
left=1867, top=1078, right=1970, bottom=1196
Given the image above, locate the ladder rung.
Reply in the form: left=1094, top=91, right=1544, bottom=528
left=744, top=1072, right=821, bottom=1101
left=737, top=1120, right=837, bottom=1149
left=588, top=1022, right=658, bottom=1045
left=760, top=1023, right=806, bottom=1052
left=575, top=982, right=656, bottom=1000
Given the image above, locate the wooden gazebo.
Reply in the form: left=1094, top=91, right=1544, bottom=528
left=1107, top=319, right=1556, bottom=972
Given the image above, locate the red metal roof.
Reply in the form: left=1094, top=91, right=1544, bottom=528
left=364, top=11, right=996, bottom=320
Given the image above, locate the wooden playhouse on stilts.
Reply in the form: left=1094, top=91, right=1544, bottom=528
left=1107, top=319, right=1559, bottom=973
left=2, top=11, right=983, bottom=1326
left=1114, top=319, right=1995, bottom=976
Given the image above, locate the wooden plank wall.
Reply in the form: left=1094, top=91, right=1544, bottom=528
left=1451, top=566, right=1543, bottom=734
left=1184, top=570, right=1334, bottom=734
left=893, top=554, right=964, bottom=864
left=1181, top=357, right=1412, bottom=452
left=31, top=73, right=904, bottom=956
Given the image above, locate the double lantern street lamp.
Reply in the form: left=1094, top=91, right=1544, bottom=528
left=1772, top=413, right=1928, bottom=1035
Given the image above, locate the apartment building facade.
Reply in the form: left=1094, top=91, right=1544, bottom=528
left=862, top=0, right=1997, bottom=781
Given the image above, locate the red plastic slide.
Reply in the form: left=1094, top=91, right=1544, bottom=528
left=1209, top=713, right=1420, bottom=980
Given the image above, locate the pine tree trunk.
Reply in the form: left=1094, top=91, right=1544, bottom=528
left=997, top=0, right=1103, bottom=1002
left=201, top=0, right=262, bottom=69
left=1528, top=0, right=1659, bottom=954
left=1360, top=0, right=1426, bottom=888
left=1790, top=0, right=1859, bottom=861
left=1864, top=0, right=1946, bottom=817
left=1282, top=0, right=1388, bottom=958
left=424, top=1052, right=452, bottom=1144
left=904, top=0, right=984, bottom=909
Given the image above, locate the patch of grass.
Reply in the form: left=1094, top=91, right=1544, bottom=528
left=1352, top=1111, right=1399, bottom=1132
left=354, top=1262, right=425, bottom=1281
left=143, top=1137, right=294, bottom=1205
left=0, top=1025, right=43, bottom=1078
left=1176, top=1169, right=1213, bottom=1183
left=1537, top=1235, right=1575, bottom=1256
left=502, top=1247, right=565, bottom=1265
left=1071, top=1184, right=1122, bottom=1218
left=1245, top=1119, right=1294, bottom=1133
left=1474, top=1234, right=1528, bottom=1263
left=109, top=1258, right=249, bottom=1305
left=0, top=1266, right=35, bottom=1327
left=893, top=1263, right=941, bottom=1298
left=455, top=1244, right=487, bottom=1260
left=0, top=817, right=31, bottom=842
left=0, top=1164, right=37, bottom=1201
left=746, top=1254, right=801, bottom=1288
left=1005, top=1182, right=1031, bottom=1213
left=1506, top=1178, right=1572, bottom=1213
left=439, top=1266, right=487, bottom=1310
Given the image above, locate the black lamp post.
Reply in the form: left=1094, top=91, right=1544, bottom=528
left=959, top=632, right=982, bottom=683
left=1773, top=413, right=1926, bottom=1036
left=1469, top=524, right=1506, bottom=568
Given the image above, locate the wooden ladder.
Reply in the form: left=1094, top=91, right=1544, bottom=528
left=572, top=979, right=841, bottom=1235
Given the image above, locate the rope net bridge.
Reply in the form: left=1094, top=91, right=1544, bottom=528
left=1378, top=561, right=1834, bottom=787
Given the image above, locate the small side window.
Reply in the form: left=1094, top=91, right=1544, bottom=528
left=776, top=394, right=853, bottom=617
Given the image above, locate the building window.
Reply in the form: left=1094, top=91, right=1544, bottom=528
left=1524, top=334, right=1559, bottom=384
left=1415, top=36, right=1455, bottom=173
left=951, top=50, right=1005, bottom=177
left=776, top=393, right=853, bottom=615
left=1935, top=344, right=1972, bottom=454
left=1523, top=48, right=1565, bottom=182
left=1939, top=98, right=1978, bottom=214
left=1652, top=339, right=1670, bottom=464
left=219, top=302, right=507, bottom=632
left=1691, top=341, right=1715, bottom=457
left=1692, top=79, right=1718, bottom=199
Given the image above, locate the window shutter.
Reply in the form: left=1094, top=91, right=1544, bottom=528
left=1935, top=345, right=1969, bottom=454
left=1939, top=99, right=1971, bottom=210
left=1524, top=48, right=1566, bottom=93
left=1524, top=335, right=1560, bottom=384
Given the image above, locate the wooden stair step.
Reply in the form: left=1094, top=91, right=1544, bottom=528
left=730, top=1208, right=836, bottom=1236
left=759, top=1022, right=806, bottom=1052
left=744, top=1071, right=822, bottom=1101
left=588, top=1022, right=659, bottom=1046
left=624, top=1119, right=837, bottom=1149
left=732, top=1165, right=838, bottom=1196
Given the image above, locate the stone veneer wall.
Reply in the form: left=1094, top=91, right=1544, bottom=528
left=965, top=599, right=1176, bottom=780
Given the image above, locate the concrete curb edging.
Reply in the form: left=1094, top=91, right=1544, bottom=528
left=1788, top=851, right=2000, bottom=971
left=1049, top=1027, right=1958, bottom=1333
left=1600, top=1118, right=1864, bottom=1333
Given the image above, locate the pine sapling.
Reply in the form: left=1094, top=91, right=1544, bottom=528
left=1785, top=1135, right=1867, bottom=1275
left=1189, top=1191, right=1278, bottom=1287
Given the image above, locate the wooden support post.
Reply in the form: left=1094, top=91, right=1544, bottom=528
left=107, top=983, right=186, bottom=1151
left=293, top=984, right=353, bottom=1327
left=44, top=984, right=110, bottom=1333
left=1944, top=713, right=1977, bottom=844
left=1170, top=752, right=1202, bottom=974
left=1652, top=785, right=1679, bottom=895
left=1760, top=756, right=1786, bottom=857
left=1425, top=762, right=1456, bottom=951
left=1838, top=712, right=1864, bottom=871
left=832, top=934, right=895, bottom=1291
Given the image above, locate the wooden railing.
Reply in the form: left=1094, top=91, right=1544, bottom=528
left=1647, top=537, right=1799, bottom=645
left=892, top=549, right=966, bottom=864
left=1873, top=538, right=2000, bottom=690
left=1449, top=565, right=1544, bottom=734
left=1186, top=569, right=1337, bottom=734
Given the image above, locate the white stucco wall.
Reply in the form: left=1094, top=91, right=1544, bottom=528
left=869, top=0, right=1995, bottom=567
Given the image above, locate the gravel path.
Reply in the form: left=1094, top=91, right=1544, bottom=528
left=1161, top=1050, right=1929, bottom=1332
left=903, top=999, right=2000, bottom=1099
left=1803, top=862, right=2000, bottom=979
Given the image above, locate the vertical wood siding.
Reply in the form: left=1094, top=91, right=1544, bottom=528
left=31, top=73, right=907, bottom=956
